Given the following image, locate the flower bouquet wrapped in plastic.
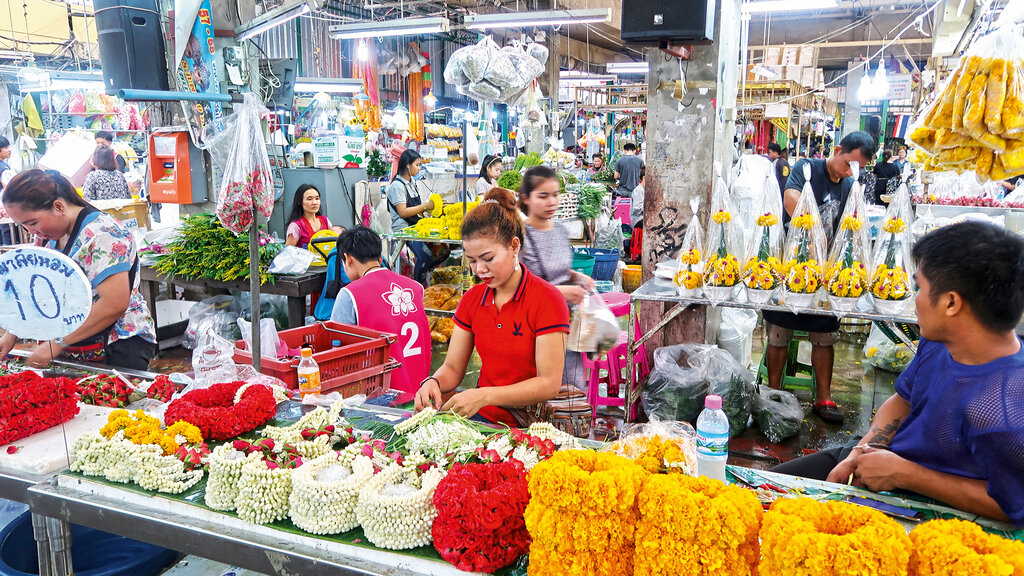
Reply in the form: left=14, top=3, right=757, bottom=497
left=702, top=178, right=743, bottom=304
left=826, top=162, right=873, bottom=314
left=781, top=163, right=828, bottom=310
left=869, top=186, right=916, bottom=316
left=673, top=215, right=705, bottom=298
left=743, top=185, right=785, bottom=305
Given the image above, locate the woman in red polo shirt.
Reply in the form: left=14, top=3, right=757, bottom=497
left=413, top=188, right=570, bottom=426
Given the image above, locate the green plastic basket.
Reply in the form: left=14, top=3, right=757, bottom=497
left=571, top=252, right=595, bottom=276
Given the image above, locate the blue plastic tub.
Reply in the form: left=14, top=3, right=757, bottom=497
left=586, top=248, right=621, bottom=281
left=0, top=511, right=178, bottom=576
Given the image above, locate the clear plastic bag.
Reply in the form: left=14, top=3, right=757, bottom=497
left=753, top=386, right=803, bottom=443
left=192, top=328, right=239, bottom=387
left=595, top=214, right=624, bottom=251
left=863, top=324, right=916, bottom=373
left=702, top=177, right=742, bottom=304
left=182, top=295, right=242, bottom=349
left=236, top=317, right=281, bottom=360
left=268, top=245, right=315, bottom=275
left=825, top=162, right=873, bottom=314
left=780, top=162, right=828, bottom=311
left=742, top=178, right=784, bottom=304
left=567, top=290, right=620, bottom=356
left=604, top=418, right=698, bottom=475
left=672, top=215, right=705, bottom=298
left=215, top=93, right=274, bottom=234
left=868, top=185, right=916, bottom=316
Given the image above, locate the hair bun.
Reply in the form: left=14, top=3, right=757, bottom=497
left=483, top=187, right=517, bottom=212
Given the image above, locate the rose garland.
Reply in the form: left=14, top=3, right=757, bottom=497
left=164, top=381, right=277, bottom=441
left=634, top=475, right=762, bottom=575
left=908, top=519, right=1024, bottom=576
left=760, top=498, right=912, bottom=576
left=432, top=461, right=531, bottom=573
left=288, top=452, right=374, bottom=535
left=356, top=462, right=446, bottom=550
left=204, top=444, right=258, bottom=510
left=525, top=450, right=648, bottom=576
left=0, top=371, right=79, bottom=446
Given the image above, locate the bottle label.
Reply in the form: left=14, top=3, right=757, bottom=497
left=696, top=430, right=729, bottom=457
left=298, top=371, right=321, bottom=395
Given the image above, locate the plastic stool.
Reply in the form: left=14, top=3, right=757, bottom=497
left=757, top=331, right=816, bottom=394
left=582, top=350, right=626, bottom=419
left=599, top=292, right=630, bottom=318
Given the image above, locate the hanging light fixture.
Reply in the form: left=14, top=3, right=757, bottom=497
left=423, top=90, right=437, bottom=109
left=357, top=40, right=369, bottom=61
left=872, top=59, right=890, bottom=99
left=857, top=60, right=873, bottom=103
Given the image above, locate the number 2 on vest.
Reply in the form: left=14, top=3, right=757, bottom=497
left=401, top=322, right=422, bottom=357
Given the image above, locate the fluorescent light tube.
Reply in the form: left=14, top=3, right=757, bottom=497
left=465, top=8, right=610, bottom=30
left=606, top=62, right=648, bottom=74
left=329, top=17, right=450, bottom=39
left=294, top=77, right=364, bottom=93
left=235, top=0, right=317, bottom=41
left=742, top=0, right=837, bottom=13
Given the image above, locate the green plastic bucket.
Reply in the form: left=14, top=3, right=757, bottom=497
left=571, top=252, right=595, bottom=276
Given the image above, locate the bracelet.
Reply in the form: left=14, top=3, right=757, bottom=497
left=421, top=376, right=440, bottom=388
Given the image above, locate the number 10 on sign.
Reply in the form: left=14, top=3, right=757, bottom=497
left=0, top=248, right=92, bottom=340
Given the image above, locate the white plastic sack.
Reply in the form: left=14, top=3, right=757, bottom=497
left=269, top=245, right=315, bottom=274
left=717, top=308, right=757, bottom=368
left=237, top=317, right=281, bottom=360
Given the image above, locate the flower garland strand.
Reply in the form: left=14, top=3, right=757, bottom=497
left=356, top=463, right=447, bottom=550
left=0, top=372, right=79, bottom=446
left=760, top=497, right=912, bottom=576
left=204, top=444, right=258, bottom=510
left=908, top=519, right=1024, bottom=576
left=234, top=455, right=295, bottom=525
left=289, top=452, right=375, bottom=535
left=164, top=381, right=277, bottom=441
left=432, top=461, right=531, bottom=572
left=634, top=475, right=762, bottom=575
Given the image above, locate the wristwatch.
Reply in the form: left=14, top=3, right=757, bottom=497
left=54, top=337, right=66, bottom=346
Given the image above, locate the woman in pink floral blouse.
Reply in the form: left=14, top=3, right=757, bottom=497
left=0, top=170, right=157, bottom=370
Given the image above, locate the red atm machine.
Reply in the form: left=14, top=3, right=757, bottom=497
left=148, top=131, right=208, bottom=203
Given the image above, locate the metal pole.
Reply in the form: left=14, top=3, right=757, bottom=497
left=116, top=89, right=242, bottom=103
left=31, top=514, right=51, bottom=576
left=249, top=215, right=261, bottom=371
left=45, top=517, right=72, bottom=576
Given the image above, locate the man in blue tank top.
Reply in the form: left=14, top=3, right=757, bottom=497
left=773, top=221, right=1024, bottom=526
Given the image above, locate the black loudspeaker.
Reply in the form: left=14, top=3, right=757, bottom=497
left=620, top=0, right=716, bottom=45
left=94, top=0, right=170, bottom=94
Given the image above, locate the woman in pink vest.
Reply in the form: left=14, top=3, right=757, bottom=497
left=331, top=226, right=430, bottom=403
left=285, top=184, right=343, bottom=248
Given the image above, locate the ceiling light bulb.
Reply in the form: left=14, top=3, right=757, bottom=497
left=357, top=40, right=369, bottom=61
left=857, top=71, right=873, bottom=103
left=872, top=62, right=889, bottom=99
left=424, top=90, right=437, bottom=109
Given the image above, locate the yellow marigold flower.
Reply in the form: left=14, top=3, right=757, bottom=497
left=680, top=248, right=701, bottom=266
left=760, top=498, right=911, bottom=576
left=712, top=210, right=732, bottom=224
left=883, top=217, right=907, bottom=234
left=167, top=421, right=204, bottom=445
left=784, top=259, right=823, bottom=293
left=756, top=213, right=779, bottom=227
left=674, top=269, right=702, bottom=290
left=828, top=263, right=868, bottom=298
left=704, top=254, right=740, bottom=287
left=870, top=264, right=910, bottom=300
left=607, top=435, right=695, bottom=475
left=909, top=518, right=1024, bottom=576
left=744, top=258, right=778, bottom=290
left=792, top=213, right=816, bottom=230
left=840, top=215, right=863, bottom=231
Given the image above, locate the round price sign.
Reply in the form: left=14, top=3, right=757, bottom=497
left=0, top=247, right=91, bottom=340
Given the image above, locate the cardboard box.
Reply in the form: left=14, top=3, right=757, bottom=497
left=780, top=46, right=801, bottom=66
left=99, top=200, right=150, bottom=231
left=817, top=69, right=825, bottom=90
left=783, top=65, right=804, bottom=83
left=799, top=45, right=819, bottom=69
left=764, top=46, right=783, bottom=65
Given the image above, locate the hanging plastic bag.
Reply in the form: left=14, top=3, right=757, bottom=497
left=369, top=195, right=391, bottom=235
left=182, top=295, right=242, bottom=349
left=673, top=215, right=705, bottom=298
left=742, top=179, right=785, bottom=305
left=825, top=162, right=873, bottom=314
left=215, top=93, right=274, bottom=234
left=717, top=307, right=758, bottom=368
left=192, top=328, right=241, bottom=387
left=702, top=177, right=742, bottom=304
left=753, top=386, right=804, bottom=443
left=863, top=324, right=916, bottom=373
left=780, top=162, right=828, bottom=311
left=595, top=215, right=624, bottom=251
left=868, top=185, right=916, bottom=316
left=268, top=245, right=315, bottom=275
left=567, top=291, right=620, bottom=356
left=236, top=317, right=283, bottom=360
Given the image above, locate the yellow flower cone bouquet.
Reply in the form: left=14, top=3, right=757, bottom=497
left=870, top=185, right=916, bottom=316
left=826, top=162, right=874, bottom=314
left=781, top=163, right=828, bottom=310
left=703, top=177, right=743, bottom=304
left=743, top=183, right=785, bottom=305
left=673, top=215, right=706, bottom=298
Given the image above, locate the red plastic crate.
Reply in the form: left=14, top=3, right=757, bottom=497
left=234, top=321, right=396, bottom=398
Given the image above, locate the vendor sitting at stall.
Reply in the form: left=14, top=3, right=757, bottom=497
left=773, top=221, right=1024, bottom=526
left=0, top=169, right=157, bottom=370
left=331, top=226, right=430, bottom=403
left=414, top=188, right=569, bottom=426
left=285, top=183, right=343, bottom=248
left=388, top=149, right=446, bottom=284
left=475, top=154, right=502, bottom=201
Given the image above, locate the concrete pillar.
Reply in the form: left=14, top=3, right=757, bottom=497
left=640, top=0, right=743, bottom=348
left=843, top=60, right=864, bottom=140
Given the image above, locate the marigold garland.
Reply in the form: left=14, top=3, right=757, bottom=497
left=760, top=498, right=912, bottom=576
left=704, top=254, right=740, bottom=287
left=785, top=260, right=823, bottom=294
left=744, top=257, right=782, bottom=290
left=607, top=434, right=696, bottom=476
left=164, top=381, right=277, bottom=441
left=634, top=475, right=762, bottom=576
left=870, top=264, right=911, bottom=301
left=674, top=269, right=702, bottom=290
left=100, top=409, right=203, bottom=456
left=828, top=262, right=868, bottom=298
left=908, top=519, right=1024, bottom=576
left=432, top=461, right=531, bottom=572
left=525, top=450, right=648, bottom=576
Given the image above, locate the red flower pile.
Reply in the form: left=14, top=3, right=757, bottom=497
left=164, top=381, right=277, bottom=441
left=76, top=374, right=136, bottom=408
left=0, top=371, right=79, bottom=446
left=432, top=461, right=531, bottom=573
left=145, top=375, right=181, bottom=403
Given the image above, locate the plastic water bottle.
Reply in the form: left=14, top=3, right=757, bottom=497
left=297, top=348, right=321, bottom=398
left=696, top=394, right=729, bottom=482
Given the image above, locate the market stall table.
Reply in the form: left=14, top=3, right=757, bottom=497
left=139, top=266, right=325, bottom=330
left=381, top=234, right=463, bottom=271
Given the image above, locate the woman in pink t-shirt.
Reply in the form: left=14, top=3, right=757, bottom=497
left=285, top=184, right=343, bottom=248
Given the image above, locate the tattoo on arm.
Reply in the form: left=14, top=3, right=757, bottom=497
left=865, top=419, right=903, bottom=446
